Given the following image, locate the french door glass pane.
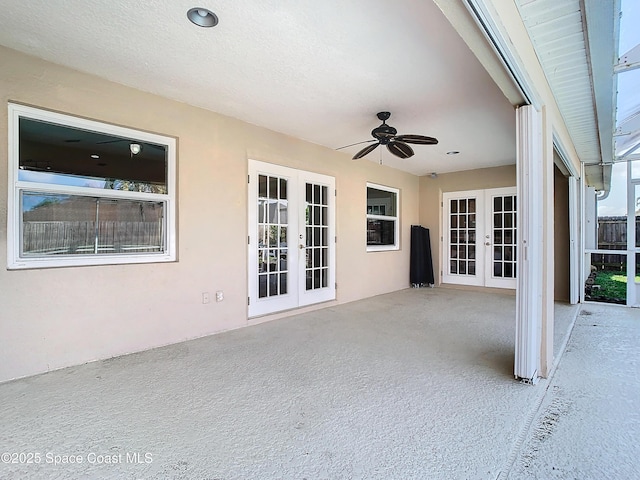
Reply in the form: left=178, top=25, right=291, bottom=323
left=448, top=196, right=477, bottom=276
left=492, top=194, right=517, bottom=279
left=257, top=174, right=289, bottom=298
left=305, top=182, right=329, bottom=291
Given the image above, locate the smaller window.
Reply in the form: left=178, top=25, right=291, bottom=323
left=366, top=183, right=399, bottom=251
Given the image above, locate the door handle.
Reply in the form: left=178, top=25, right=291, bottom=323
left=485, top=242, right=491, bottom=246
left=299, top=244, right=305, bottom=250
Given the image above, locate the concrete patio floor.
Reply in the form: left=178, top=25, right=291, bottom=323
left=0, top=288, right=634, bottom=479
left=507, top=302, right=640, bottom=479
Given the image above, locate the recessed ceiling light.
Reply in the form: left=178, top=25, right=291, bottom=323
left=187, top=7, right=218, bottom=27
left=446, top=151, right=460, bottom=155
left=91, top=154, right=100, bottom=159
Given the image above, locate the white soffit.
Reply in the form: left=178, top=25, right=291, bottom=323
left=517, top=0, right=606, bottom=170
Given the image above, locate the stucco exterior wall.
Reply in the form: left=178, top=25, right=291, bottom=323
left=0, top=47, right=419, bottom=383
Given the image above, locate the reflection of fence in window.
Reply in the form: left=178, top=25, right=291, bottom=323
left=23, top=221, right=164, bottom=255
left=21, top=193, right=165, bottom=257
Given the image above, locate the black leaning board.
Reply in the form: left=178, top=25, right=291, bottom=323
left=410, top=225, right=435, bottom=286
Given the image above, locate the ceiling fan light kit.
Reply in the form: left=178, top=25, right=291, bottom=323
left=129, top=143, right=142, bottom=155
left=348, top=112, right=438, bottom=160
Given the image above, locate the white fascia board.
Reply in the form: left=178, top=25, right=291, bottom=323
left=584, top=0, right=620, bottom=171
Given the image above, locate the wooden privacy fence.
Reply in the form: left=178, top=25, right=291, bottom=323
left=593, top=216, right=640, bottom=270
left=23, top=221, right=163, bottom=255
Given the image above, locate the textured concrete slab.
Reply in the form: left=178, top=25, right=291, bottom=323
left=508, top=303, right=640, bottom=479
left=0, top=289, right=581, bottom=479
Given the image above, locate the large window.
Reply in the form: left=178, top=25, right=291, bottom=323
left=7, top=103, right=176, bottom=269
left=366, top=183, right=399, bottom=251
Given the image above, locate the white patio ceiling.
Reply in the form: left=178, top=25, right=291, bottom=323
left=0, top=0, right=517, bottom=177
left=0, top=1, right=618, bottom=186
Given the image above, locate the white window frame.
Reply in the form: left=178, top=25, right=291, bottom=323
left=7, top=103, right=177, bottom=269
left=366, top=182, right=400, bottom=252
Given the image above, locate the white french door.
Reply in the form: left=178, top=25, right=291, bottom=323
left=248, top=160, right=336, bottom=317
left=442, top=187, right=517, bottom=289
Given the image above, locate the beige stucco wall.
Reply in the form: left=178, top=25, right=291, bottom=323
left=0, top=47, right=420, bottom=383
left=418, top=165, right=516, bottom=285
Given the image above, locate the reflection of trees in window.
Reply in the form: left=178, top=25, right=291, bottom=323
left=32, top=195, right=65, bottom=210
left=103, top=179, right=167, bottom=194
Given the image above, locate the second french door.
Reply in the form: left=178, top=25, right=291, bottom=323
left=442, top=187, right=517, bottom=289
left=248, top=160, right=336, bottom=317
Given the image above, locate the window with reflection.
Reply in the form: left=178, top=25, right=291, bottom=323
left=366, top=183, right=399, bottom=251
left=8, top=103, right=176, bottom=269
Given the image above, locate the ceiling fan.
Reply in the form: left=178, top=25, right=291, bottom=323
left=338, top=111, right=438, bottom=160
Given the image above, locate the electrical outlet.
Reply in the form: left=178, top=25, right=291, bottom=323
left=202, top=292, right=210, bottom=304
left=216, top=290, right=224, bottom=302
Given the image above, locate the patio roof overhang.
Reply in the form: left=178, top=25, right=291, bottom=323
left=517, top=0, right=620, bottom=193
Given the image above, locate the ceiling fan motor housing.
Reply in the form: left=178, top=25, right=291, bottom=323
left=371, top=124, right=397, bottom=144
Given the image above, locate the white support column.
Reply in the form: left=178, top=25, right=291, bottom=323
left=540, top=107, right=555, bottom=378
left=515, top=105, right=543, bottom=384
left=626, top=161, right=636, bottom=306
left=569, top=176, right=580, bottom=304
